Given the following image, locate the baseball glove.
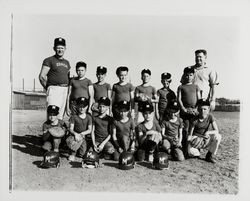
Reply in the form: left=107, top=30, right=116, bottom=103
left=190, top=136, right=206, bottom=149
left=146, top=130, right=162, bottom=144
left=186, top=108, right=199, bottom=115
left=66, top=135, right=83, bottom=151
left=48, top=126, right=65, bottom=138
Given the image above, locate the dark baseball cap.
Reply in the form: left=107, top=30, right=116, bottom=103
left=166, top=100, right=179, bottom=113
left=141, top=69, right=151, bottom=75
left=76, top=97, right=89, bottom=107
left=47, top=105, right=59, bottom=116
left=196, top=99, right=210, bottom=107
left=161, top=72, right=172, bottom=81
left=117, top=100, right=130, bottom=111
left=98, top=97, right=111, bottom=106
left=183, top=66, right=195, bottom=74
left=142, top=102, right=154, bottom=113
left=54, top=37, right=66, bottom=47
left=96, top=66, right=107, bottom=74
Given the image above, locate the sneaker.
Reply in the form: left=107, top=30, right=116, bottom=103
left=68, top=155, right=76, bottom=162
left=205, top=152, right=216, bottom=163
left=148, top=153, right=154, bottom=163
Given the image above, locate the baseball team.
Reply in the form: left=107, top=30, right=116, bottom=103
left=38, top=37, right=221, bottom=169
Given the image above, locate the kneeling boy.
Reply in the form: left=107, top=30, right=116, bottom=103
left=91, top=97, right=116, bottom=160
left=188, top=99, right=222, bottom=163
left=42, top=105, right=67, bottom=152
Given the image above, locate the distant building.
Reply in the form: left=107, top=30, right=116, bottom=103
left=12, top=90, right=46, bottom=110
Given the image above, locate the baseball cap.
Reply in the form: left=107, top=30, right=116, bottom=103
left=98, top=97, right=111, bottom=106
left=96, top=66, right=107, bottom=74
left=166, top=100, right=179, bottom=113
left=141, top=68, right=151, bottom=75
left=47, top=105, right=59, bottom=116
left=117, top=100, right=130, bottom=111
left=142, top=102, right=154, bottom=113
left=184, top=66, right=195, bottom=74
left=161, top=72, right=172, bottom=81
left=54, top=37, right=66, bottom=47
left=76, top=97, right=89, bottom=107
left=196, top=99, right=210, bottom=107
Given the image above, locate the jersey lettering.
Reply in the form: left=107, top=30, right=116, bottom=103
left=56, top=62, right=69, bottom=68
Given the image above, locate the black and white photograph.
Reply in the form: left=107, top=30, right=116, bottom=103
left=1, top=0, right=249, bottom=200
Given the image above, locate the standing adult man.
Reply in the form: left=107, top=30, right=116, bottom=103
left=181, top=49, right=219, bottom=110
left=39, top=37, right=71, bottom=120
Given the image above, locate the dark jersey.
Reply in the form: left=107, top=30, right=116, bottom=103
left=70, top=77, right=93, bottom=100
left=42, top=55, right=71, bottom=87
left=93, top=82, right=111, bottom=102
left=93, top=115, right=114, bottom=143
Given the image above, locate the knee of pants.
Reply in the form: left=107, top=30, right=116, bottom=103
left=211, top=133, right=222, bottom=142
left=104, top=142, right=115, bottom=154
left=162, top=139, right=171, bottom=150
left=78, top=141, right=88, bottom=156
left=174, top=148, right=185, bottom=161
left=121, top=135, right=130, bottom=150
left=53, top=138, right=61, bottom=148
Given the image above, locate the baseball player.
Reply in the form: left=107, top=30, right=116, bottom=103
left=66, top=97, right=92, bottom=162
left=111, top=66, right=135, bottom=120
left=136, top=102, right=162, bottom=163
left=157, top=73, right=176, bottom=123
left=187, top=99, right=222, bottom=163
left=177, top=66, right=201, bottom=158
left=112, top=100, right=136, bottom=155
left=42, top=105, right=67, bottom=152
left=66, top=61, right=94, bottom=116
left=134, top=69, right=158, bottom=124
left=92, top=66, right=112, bottom=116
left=91, top=97, right=116, bottom=160
left=161, top=100, right=185, bottom=161
left=39, top=37, right=71, bottom=120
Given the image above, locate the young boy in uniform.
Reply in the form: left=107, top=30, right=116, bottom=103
left=177, top=66, right=201, bottom=157
left=42, top=105, right=67, bottom=152
left=136, top=102, right=162, bottom=163
left=188, top=99, right=222, bottom=163
left=161, top=100, right=185, bottom=161
left=91, top=97, right=116, bottom=160
left=112, top=100, right=136, bottom=155
left=92, top=66, right=112, bottom=116
left=112, top=66, right=135, bottom=120
left=157, top=73, right=176, bottom=123
left=134, top=69, right=158, bottom=124
left=66, top=97, right=92, bottom=162
left=67, top=61, right=94, bottom=115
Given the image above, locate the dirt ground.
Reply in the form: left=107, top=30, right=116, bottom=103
left=11, top=110, right=239, bottom=193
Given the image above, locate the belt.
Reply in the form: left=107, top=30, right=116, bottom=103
left=52, top=84, right=68, bottom=87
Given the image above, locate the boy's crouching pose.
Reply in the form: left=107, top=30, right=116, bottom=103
left=188, top=99, right=222, bottom=163
left=42, top=105, right=67, bottom=152
left=136, top=102, right=162, bottom=163
left=91, top=97, right=116, bottom=160
left=66, top=97, right=92, bottom=162
left=161, top=100, right=185, bottom=161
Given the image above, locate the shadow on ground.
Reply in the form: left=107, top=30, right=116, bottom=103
left=12, top=135, right=44, bottom=157
left=12, top=135, right=70, bottom=157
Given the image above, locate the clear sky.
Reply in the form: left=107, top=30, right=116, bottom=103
left=12, top=14, right=239, bottom=99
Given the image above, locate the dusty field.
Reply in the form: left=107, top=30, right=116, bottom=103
left=11, top=110, right=239, bottom=193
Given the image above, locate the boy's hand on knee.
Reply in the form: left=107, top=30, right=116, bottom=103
left=118, top=147, right=123, bottom=153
